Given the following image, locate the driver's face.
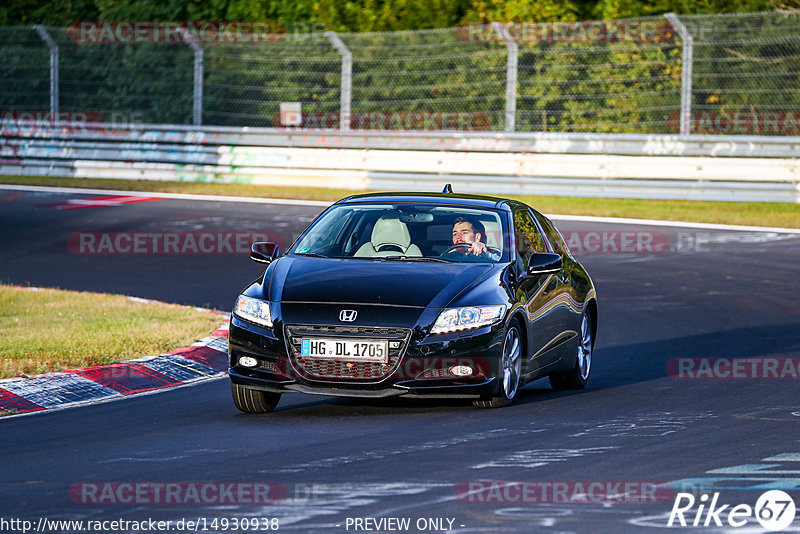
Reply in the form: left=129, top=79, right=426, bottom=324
left=452, top=221, right=478, bottom=244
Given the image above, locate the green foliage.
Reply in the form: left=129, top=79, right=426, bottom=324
left=466, top=0, right=579, bottom=23
left=0, top=0, right=98, bottom=26
left=0, top=0, right=786, bottom=29
left=316, top=0, right=472, bottom=32
left=681, top=11, right=800, bottom=134
left=0, top=28, right=50, bottom=111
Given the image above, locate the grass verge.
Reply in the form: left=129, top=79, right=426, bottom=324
left=1, top=175, right=799, bottom=228
left=0, top=285, right=223, bottom=379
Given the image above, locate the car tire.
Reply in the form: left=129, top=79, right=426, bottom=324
left=231, top=382, right=282, bottom=413
left=473, top=320, right=522, bottom=409
left=550, top=310, right=593, bottom=390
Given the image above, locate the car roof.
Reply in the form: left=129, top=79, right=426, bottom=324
left=336, top=191, right=511, bottom=209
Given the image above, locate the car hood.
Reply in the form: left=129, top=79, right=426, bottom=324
left=266, top=255, right=496, bottom=308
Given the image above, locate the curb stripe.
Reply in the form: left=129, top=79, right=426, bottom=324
left=0, top=332, right=228, bottom=418
left=65, top=363, right=182, bottom=395
left=166, top=344, right=229, bottom=372
left=0, top=288, right=231, bottom=419
left=138, top=355, right=223, bottom=382
left=0, top=374, right=122, bottom=409
left=0, top=388, right=46, bottom=414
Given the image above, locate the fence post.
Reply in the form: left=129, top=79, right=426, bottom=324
left=325, top=31, right=352, bottom=131
left=492, top=22, right=518, bottom=133
left=665, top=13, right=693, bottom=136
left=33, top=25, right=59, bottom=119
left=179, top=28, right=204, bottom=126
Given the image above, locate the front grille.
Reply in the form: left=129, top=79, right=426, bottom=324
left=259, top=360, right=277, bottom=372
left=285, top=324, right=411, bottom=382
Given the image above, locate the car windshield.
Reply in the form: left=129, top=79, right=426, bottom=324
left=290, top=203, right=507, bottom=263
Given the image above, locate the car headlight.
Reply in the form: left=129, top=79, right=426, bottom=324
left=233, top=295, right=273, bottom=328
left=430, top=305, right=505, bottom=334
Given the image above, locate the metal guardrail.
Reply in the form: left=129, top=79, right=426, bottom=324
left=3, top=122, right=799, bottom=157
left=1, top=123, right=799, bottom=202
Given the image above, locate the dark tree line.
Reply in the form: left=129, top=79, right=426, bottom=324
left=1, top=0, right=794, bottom=30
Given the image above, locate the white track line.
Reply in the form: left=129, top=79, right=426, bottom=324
left=547, top=214, right=800, bottom=234
left=3, top=183, right=799, bottom=234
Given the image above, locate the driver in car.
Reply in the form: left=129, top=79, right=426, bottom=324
left=442, top=217, right=499, bottom=261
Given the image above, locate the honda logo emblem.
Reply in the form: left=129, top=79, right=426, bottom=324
left=339, top=309, right=357, bottom=322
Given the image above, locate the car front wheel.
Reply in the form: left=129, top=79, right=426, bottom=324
left=474, top=321, right=522, bottom=408
left=231, top=382, right=282, bottom=413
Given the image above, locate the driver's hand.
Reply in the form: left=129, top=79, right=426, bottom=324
left=469, top=241, right=487, bottom=255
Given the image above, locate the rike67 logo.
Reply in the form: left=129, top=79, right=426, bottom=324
left=668, top=490, right=796, bottom=531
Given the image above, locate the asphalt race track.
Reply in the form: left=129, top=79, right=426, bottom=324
left=1, top=187, right=800, bottom=533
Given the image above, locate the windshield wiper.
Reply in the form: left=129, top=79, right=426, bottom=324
left=381, top=255, right=452, bottom=262
left=294, top=252, right=329, bottom=258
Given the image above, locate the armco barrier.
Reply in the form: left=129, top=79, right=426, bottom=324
left=1, top=123, right=799, bottom=202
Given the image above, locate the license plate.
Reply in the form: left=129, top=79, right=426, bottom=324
left=301, top=338, right=388, bottom=362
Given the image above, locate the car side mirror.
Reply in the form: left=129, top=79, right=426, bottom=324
left=526, top=253, right=562, bottom=276
left=251, top=242, right=280, bottom=264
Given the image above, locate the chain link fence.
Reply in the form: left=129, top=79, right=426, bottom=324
left=0, top=11, right=798, bottom=134
left=681, top=11, right=800, bottom=135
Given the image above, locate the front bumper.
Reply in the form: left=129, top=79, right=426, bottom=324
left=229, top=368, right=497, bottom=399
left=228, top=314, right=505, bottom=399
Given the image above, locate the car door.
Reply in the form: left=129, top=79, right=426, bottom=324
left=510, top=205, right=564, bottom=376
left=531, top=210, right=583, bottom=364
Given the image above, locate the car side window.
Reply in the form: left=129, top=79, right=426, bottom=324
left=533, top=211, right=569, bottom=256
left=513, top=208, right=547, bottom=271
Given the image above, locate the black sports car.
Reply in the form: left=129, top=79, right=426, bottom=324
left=228, top=188, right=597, bottom=412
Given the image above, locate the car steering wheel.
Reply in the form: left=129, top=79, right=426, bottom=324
left=443, top=243, right=501, bottom=256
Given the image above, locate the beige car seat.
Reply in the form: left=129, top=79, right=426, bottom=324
left=354, top=216, right=422, bottom=257
left=482, top=219, right=501, bottom=250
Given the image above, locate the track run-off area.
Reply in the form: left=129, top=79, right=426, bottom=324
left=1, top=185, right=799, bottom=533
